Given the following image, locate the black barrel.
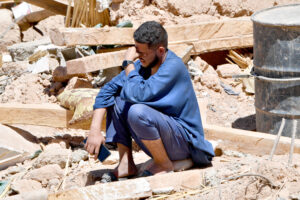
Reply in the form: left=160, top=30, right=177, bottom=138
left=251, top=4, right=300, bottom=138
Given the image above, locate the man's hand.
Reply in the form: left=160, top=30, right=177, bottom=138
left=125, top=47, right=139, bottom=61
left=85, top=128, right=105, bottom=159
left=85, top=108, right=107, bottom=159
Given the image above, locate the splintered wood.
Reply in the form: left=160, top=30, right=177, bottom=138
left=65, top=0, right=110, bottom=28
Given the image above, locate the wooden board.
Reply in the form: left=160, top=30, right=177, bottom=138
left=66, top=44, right=192, bottom=74
left=204, top=124, right=300, bottom=156
left=50, top=18, right=252, bottom=46
left=0, top=104, right=73, bottom=128
left=21, top=0, right=69, bottom=15
left=192, top=35, right=253, bottom=55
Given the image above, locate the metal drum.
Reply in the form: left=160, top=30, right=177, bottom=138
left=251, top=4, right=300, bottom=137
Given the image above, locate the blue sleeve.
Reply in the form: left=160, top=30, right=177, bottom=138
left=93, top=71, right=125, bottom=109
left=121, top=60, right=182, bottom=103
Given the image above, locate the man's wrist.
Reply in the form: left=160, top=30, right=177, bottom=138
left=122, top=60, right=134, bottom=70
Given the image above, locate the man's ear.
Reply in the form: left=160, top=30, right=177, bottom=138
left=157, top=46, right=166, bottom=55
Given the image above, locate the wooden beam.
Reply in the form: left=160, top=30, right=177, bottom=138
left=66, top=44, right=192, bottom=74
left=50, top=18, right=252, bottom=46
left=204, top=124, right=300, bottom=156
left=192, top=35, right=253, bottom=55
left=0, top=104, right=73, bottom=128
left=21, top=0, right=69, bottom=15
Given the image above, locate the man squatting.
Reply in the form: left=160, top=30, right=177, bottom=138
left=85, top=21, right=215, bottom=180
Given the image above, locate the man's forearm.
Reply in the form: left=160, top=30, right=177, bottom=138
left=90, top=108, right=107, bottom=131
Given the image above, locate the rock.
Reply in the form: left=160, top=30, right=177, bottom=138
left=71, top=149, right=89, bottom=163
left=22, top=15, right=65, bottom=42
left=200, top=74, right=221, bottom=92
left=65, top=77, right=93, bottom=91
left=1, top=61, right=29, bottom=76
left=193, top=56, right=210, bottom=72
left=4, top=190, right=48, bottom=200
left=289, top=192, right=300, bottom=200
left=6, top=166, right=25, bottom=175
left=49, top=81, right=64, bottom=95
left=204, top=168, right=219, bottom=187
left=11, top=179, right=42, bottom=194
left=64, top=172, right=88, bottom=190
left=0, top=9, right=21, bottom=51
left=7, top=37, right=51, bottom=61
left=18, top=188, right=48, bottom=200
left=24, top=164, right=63, bottom=184
left=204, top=65, right=218, bottom=76
left=152, top=187, right=175, bottom=195
left=47, top=178, right=60, bottom=191
left=34, top=144, right=71, bottom=169
left=153, top=0, right=211, bottom=17
left=187, top=60, right=203, bottom=77
left=216, top=63, right=241, bottom=78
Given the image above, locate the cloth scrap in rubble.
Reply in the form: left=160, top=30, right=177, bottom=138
left=220, top=82, right=240, bottom=96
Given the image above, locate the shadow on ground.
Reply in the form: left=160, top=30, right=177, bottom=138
left=232, top=114, right=256, bottom=131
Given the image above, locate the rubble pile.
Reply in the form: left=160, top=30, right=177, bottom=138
left=0, top=0, right=299, bottom=199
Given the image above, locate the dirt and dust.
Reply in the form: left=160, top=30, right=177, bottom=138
left=110, top=0, right=300, bottom=26
left=0, top=0, right=299, bottom=199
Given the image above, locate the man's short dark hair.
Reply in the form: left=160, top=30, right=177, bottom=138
left=133, top=21, right=168, bottom=49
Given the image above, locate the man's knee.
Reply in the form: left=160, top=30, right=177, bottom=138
left=127, top=104, right=149, bottom=125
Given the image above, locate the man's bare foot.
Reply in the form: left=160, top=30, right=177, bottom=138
left=144, top=159, right=173, bottom=175
left=114, top=156, right=138, bottom=178
left=113, top=143, right=138, bottom=178
left=173, top=158, right=193, bottom=172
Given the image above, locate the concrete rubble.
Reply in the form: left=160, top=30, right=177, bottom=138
left=0, top=1, right=299, bottom=200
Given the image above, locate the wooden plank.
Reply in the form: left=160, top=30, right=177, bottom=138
left=0, top=103, right=73, bottom=128
left=21, top=0, right=69, bottom=15
left=66, top=44, right=192, bottom=74
left=50, top=18, right=252, bottom=46
left=192, top=35, right=253, bottom=55
left=204, top=124, right=300, bottom=156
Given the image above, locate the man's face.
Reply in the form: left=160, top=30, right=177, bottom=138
left=135, top=42, right=159, bottom=68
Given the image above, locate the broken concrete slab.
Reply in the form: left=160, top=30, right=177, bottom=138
left=7, top=37, right=51, bottom=61
left=48, top=178, right=152, bottom=200
left=48, top=169, right=207, bottom=200
left=0, top=124, right=40, bottom=170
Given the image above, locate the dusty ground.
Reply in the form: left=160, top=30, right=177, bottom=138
left=0, top=0, right=300, bottom=199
